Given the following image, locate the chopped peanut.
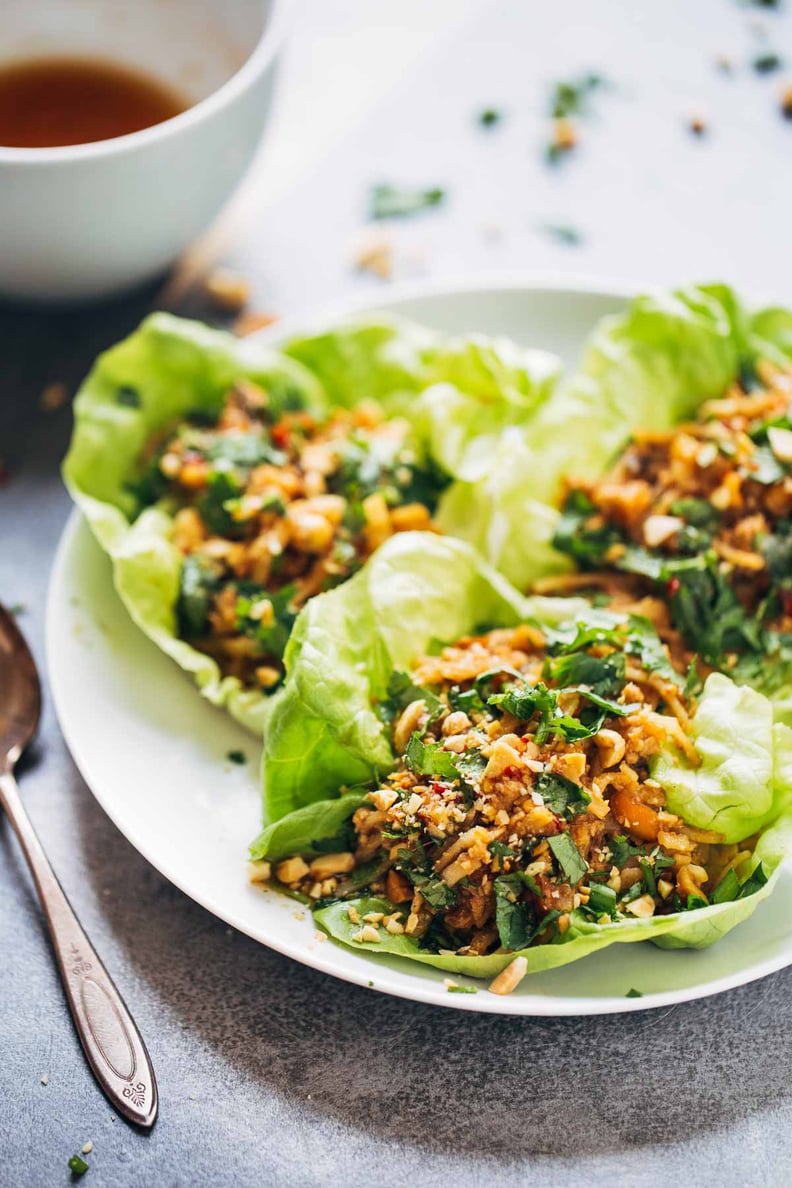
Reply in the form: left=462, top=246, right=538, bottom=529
left=489, top=956, right=528, bottom=996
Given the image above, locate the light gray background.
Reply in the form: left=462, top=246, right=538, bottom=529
left=3, top=2, right=792, bottom=1184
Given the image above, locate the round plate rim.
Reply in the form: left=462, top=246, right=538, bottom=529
left=46, top=273, right=792, bottom=1015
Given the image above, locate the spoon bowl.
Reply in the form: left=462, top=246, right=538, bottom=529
left=0, top=605, right=41, bottom=768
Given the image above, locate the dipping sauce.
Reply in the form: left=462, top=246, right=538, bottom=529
left=0, top=56, right=188, bottom=148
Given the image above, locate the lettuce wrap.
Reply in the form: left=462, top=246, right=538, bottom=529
left=440, top=284, right=792, bottom=718
left=251, top=532, right=792, bottom=980
left=64, top=311, right=560, bottom=734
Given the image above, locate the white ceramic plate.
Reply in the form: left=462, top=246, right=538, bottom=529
left=47, top=278, right=792, bottom=1015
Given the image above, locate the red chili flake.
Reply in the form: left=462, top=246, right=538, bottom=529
left=667, top=577, right=681, bottom=596
left=271, top=424, right=291, bottom=448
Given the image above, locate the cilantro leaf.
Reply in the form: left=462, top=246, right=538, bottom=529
left=544, top=649, right=625, bottom=696
left=494, top=874, right=535, bottom=949
left=177, top=553, right=222, bottom=636
left=547, top=832, right=587, bottom=882
left=625, top=615, right=683, bottom=688
left=535, top=771, right=590, bottom=816
left=378, top=671, right=443, bottom=725
left=197, top=469, right=244, bottom=537
left=454, top=747, right=487, bottom=787
left=404, top=734, right=460, bottom=781
left=370, top=183, right=446, bottom=220
left=608, top=835, right=645, bottom=866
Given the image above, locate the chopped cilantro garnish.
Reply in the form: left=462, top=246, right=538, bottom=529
left=235, top=583, right=297, bottom=662
left=547, top=832, right=587, bottom=883
left=753, top=52, right=784, bottom=73
left=549, top=73, right=605, bottom=119
left=478, top=108, right=502, bottom=127
left=608, top=835, right=645, bottom=866
left=370, top=183, right=446, bottom=220
left=207, top=430, right=284, bottom=471
left=760, top=530, right=792, bottom=582
left=178, top=554, right=222, bottom=637
left=669, top=498, right=720, bottom=531
left=489, top=841, right=516, bottom=860
left=448, top=685, right=486, bottom=715
left=624, top=615, right=683, bottom=688
left=226, top=750, right=246, bottom=765
left=625, top=988, right=643, bottom=998
left=493, top=874, right=545, bottom=948
left=404, top=734, right=460, bottom=781
left=197, top=470, right=244, bottom=537
left=540, top=223, right=583, bottom=246
left=488, top=674, right=637, bottom=744
left=544, top=648, right=625, bottom=696
left=378, top=671, right=443, bottom=725
left=535, top=771, right=590, bottom=816
left=453, top=747, right=487, bottom=788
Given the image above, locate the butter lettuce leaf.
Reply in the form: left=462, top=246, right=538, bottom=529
left=288, top=712, right=792, bottom=977
left=438, top=285, right=747, bottom=587
left=259, top=535, right=792, bottom=976
left=261, top=533, right=534, bottom=822
left=65, top=312, right=563, bottom=732
left=653, top=673, right=780, bottom=842
left=64, top=313, right=327, bottom=734
left=250, top=792, right=370, bottom=863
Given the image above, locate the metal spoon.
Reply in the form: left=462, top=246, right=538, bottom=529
left=0, top=604, right=157, bottom=1127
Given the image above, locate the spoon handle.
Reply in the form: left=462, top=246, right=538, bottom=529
left=0, top=768, right=158, bottom=1127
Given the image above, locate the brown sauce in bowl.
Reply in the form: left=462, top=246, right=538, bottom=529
left=0, top=56, right=188, bottom=148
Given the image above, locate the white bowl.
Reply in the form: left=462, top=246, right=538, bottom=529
left=0, top=0, right=289, bottom=302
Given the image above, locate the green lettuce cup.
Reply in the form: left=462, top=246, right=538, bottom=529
left=64, top=311, right=560, bottom=734
left=250, top=533, right=792, bottom=984
left=441, top=284, right=792, bottom=719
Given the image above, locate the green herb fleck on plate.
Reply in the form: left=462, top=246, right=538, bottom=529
left=68, top=1154, right=90, bottom=1176
left=226, top=750, right=247, bottom=765
left=478, top=108, right=502, bottom=128
left=370, top=184, right=446, bottom=220
left=753, top=52, right=784, bottom=73
left=539, top=223, right=583, bottom=246
left=549, top=73, right=606, bottom=119
left=626, top=988, right=643, bottom=998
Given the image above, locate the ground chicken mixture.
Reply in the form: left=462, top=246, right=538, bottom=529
left=544, top=361, right=792, bottom=682
left=261, top=620, right=764, bottom=978
left=136, top=381, right=448, bottom=690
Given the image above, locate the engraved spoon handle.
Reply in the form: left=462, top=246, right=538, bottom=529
left=0, top=767, right=157, bottom=1127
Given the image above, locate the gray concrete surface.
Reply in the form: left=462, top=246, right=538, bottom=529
left=4, top=3, right=792, bottom=1181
